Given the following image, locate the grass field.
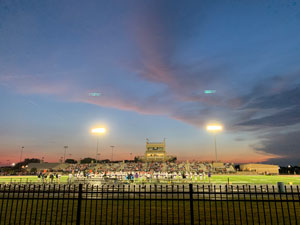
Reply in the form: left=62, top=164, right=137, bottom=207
left=1, top=178, right=300, bottom=224
left=1, top=196, right=299, bottom=224
left=0, top=174, right=300, bottom=185
left=211, top=175, right=300, bottom=185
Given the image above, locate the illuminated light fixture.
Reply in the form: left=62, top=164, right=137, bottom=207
left=206, top=125, right=223, bottom=131
left=91, top=128, right=106, bottom=133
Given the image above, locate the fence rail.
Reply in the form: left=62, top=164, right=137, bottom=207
left=0, top=183, right=299, bottom=225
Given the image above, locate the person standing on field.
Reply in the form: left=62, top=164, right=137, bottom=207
left=58, top=174, right=61, bottom=184
left=37, top=173, right=41, bottom=182
left=44, top=174, right=48, bottom=184
left=50, top=173, right=54, bottom=183
left=68, top=173, right=73, bottom=184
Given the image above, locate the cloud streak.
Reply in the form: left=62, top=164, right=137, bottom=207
left=0, top=74, right=71, bottom=95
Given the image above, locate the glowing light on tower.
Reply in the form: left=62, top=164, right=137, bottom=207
left=91, top=127, right=106, bottom=133
left=206, top=125, right=223, bottom=131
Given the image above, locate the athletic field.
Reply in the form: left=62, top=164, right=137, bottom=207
left=0, top=175, right=299, bottom=185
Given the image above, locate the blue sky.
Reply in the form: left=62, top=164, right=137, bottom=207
left=0, top=0, right=300, bottom=165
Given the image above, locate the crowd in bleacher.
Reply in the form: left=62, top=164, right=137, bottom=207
left=62, top=161, right=235, bottom=174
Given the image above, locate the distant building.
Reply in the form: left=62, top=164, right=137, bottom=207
left=240, top=163, right=279, bottom=174
left=212, top=162, right=225, bottom=169
left=137, top=139, right=176, bottom=162
left=145, top=139, right=167, bottom=161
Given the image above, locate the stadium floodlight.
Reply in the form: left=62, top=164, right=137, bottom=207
left=91, top=127, right=106, bottom=163
left=206, top=125, right=223, bottom=131
left=206, top=124, right=223, bottom=162
left=91, top=128, right=106, bottom=134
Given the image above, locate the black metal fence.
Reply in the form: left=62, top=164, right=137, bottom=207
left=0, top=183, right=299, bottom=225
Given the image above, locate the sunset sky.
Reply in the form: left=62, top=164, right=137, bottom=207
left=0, top=0, right=300, bottom=166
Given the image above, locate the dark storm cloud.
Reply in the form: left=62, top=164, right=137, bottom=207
left=234, top=77, right=300, bottom=164
left=235, top=76, right=300, bottom=129
left=230, top=75, right=300, bottom=109
left=244, top=84, right=300, bottom=110
left=237, top=106, right=300, bottom=127
left=254, top=130, right=300, bottom=166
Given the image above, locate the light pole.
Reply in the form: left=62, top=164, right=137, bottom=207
left=91, top=127, right=106, bottom=163
left=130, top=152, right=132, bottom=161
left=206, top=124, right=223, bottom=162
left=110, top=146, right=115, bottom=161
left=214, top=134, right=217, bottom=161
left=20, top=146, right=24, bottom=162
left=63, top=146, right=68, bottom=163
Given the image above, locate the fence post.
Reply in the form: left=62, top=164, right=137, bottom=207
left=189, top=183, right=195, bottom=225
left=76, top=184, right=83, bottom=225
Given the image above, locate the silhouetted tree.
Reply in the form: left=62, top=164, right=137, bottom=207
left=65, top=159, right=78, bottom=164
left=80, top=158, right=96, bottom=164
left=15, top=158, right=41, bottom=170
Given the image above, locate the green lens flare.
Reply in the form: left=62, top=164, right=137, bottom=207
left=89, top=92, right=101, bottom=96
left=204, top=90, right=216, bottom=94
